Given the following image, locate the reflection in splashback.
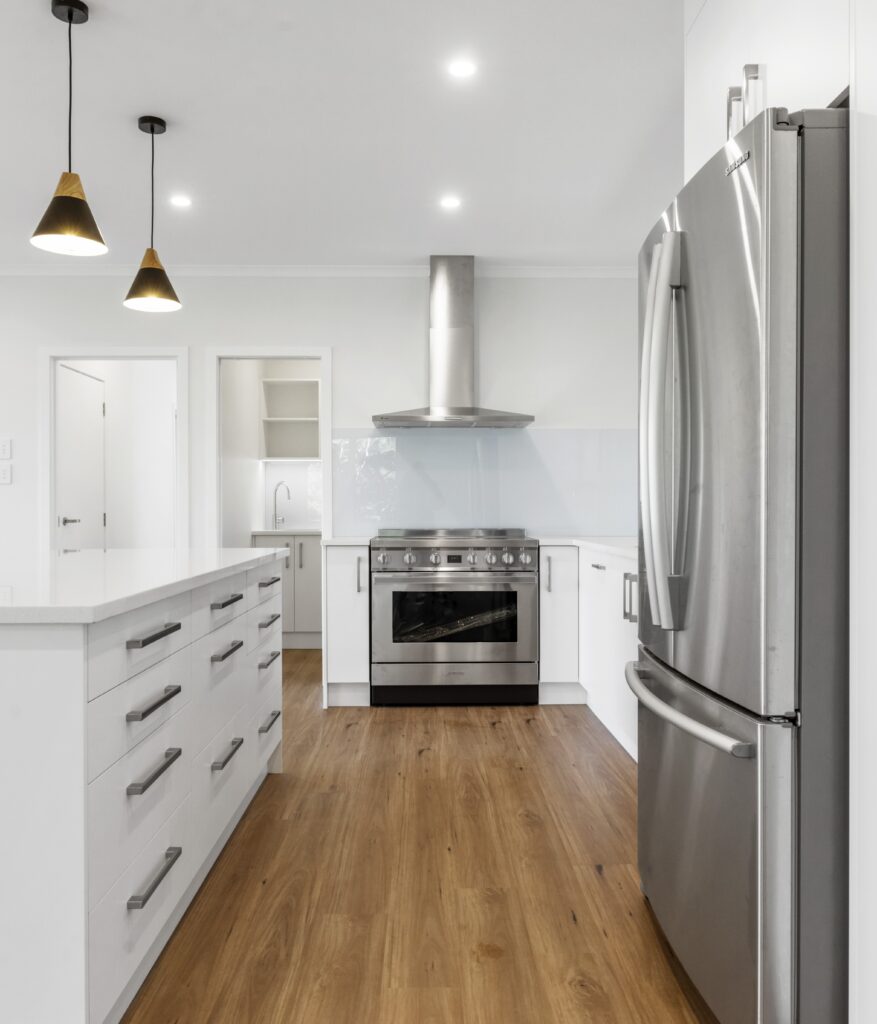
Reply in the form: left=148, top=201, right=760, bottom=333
left=332, top=428, right=636, bottom=536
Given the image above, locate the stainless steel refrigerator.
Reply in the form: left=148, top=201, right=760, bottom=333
left=627, top=108, right=848, bottom=1024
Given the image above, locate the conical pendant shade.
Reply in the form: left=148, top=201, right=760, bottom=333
left=31, top=171, right=107, bottom=256
left=123, top=248, right=181, bottom=312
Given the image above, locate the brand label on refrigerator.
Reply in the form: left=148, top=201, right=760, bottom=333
left=724, top=150, right=751, bottom=176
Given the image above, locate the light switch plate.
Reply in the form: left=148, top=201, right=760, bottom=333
left=0, top=464, right=11, bottom=485
left=0, top=436, right=11, bottom=460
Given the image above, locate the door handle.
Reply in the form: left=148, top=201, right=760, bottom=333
left=639, top=241, right=662, bottom=626
left=624, top=662, right=755, bottom=758
left=60, top=517, right=80, bottom=525
left=545, top=556, right=552, bottom=593
left=623, top=572, right=638, bottom=623
left=299, top=542, right=303, bottom=570
left=285, top=542, right=290, bottom=571
left=356, top=555, right=363, bottom=593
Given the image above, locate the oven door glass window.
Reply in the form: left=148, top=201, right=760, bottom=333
left=392, top=590, right=518, bottom=644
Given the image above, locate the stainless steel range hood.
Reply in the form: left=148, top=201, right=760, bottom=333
left=372, top=255, right=534, bottom=428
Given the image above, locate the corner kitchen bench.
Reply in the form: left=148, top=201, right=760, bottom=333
left=0, top=547, right=286, bottom=1024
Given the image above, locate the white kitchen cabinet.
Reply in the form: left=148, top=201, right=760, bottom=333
left=324, top=544, right=370, bottom=702
left=539, top=545, right=580, bottom=686
left=579, top=548, right=639, bottom=759
left=0, top=548, right=284, bottom=1024
left=252, top=532, right=322, bottom=643
left=293, top=535, right=322, bottom=632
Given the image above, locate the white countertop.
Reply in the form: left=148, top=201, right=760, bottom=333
left=536, top=535, right=638, bottom=558
left=0, top=548, right=287, bottom=625
left=251, top=529, right=322, bottom=537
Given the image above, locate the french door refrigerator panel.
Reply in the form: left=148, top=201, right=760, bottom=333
left=633, top=648, right=794, bottom=1024
left=637, top=111, right=799, bottom=718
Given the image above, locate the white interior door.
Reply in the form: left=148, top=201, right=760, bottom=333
left=55, top=364, right=106, bottom=549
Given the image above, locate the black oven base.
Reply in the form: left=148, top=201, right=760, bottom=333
left=371, top=683, right=539, bottom=707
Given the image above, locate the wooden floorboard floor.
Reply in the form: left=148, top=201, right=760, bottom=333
left=123, top=651, right=716, bottom=1024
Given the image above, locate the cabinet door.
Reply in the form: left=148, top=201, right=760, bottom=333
left=539, top=546, right=579, bottom=684
left=581, top=551, right=639, bottom=759
left=325, top=546, right=370, bottom=683
left=293, top=535, right=322, bottom=632
left=253, top=535, right=294, bottom=633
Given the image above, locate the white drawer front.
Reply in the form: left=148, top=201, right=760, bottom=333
left=88, top=704, right=192, bottom=909
left=190, top=706, right=256, bottom=868
left=190, top=571, right=248, bottom=641
left=246, top=594, right=282, bottom=654
left=89, top=797, right=192, bottom=1024
left=249, top=687, right=283, bottom=768
left=87, top=645, right=191, bottom=782
left=249, top=645, right=282, bottom=712
left=87, top=590, right=192, bottom=701
left=190, top=618, right=249, bottom=754
left=247, top=562, right=283, bottom=608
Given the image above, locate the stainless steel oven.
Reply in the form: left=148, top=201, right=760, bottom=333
left=370, top=529, right=539, bottom=705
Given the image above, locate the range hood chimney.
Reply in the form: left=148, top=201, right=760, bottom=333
left=372, top=255, right=534, bottom=428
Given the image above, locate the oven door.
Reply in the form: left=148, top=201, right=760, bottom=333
left=371, top=572, right=538, bottom=665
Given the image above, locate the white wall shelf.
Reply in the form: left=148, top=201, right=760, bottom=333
left=260, top=378, right=320, bottom=459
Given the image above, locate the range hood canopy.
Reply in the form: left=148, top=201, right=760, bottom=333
left=372, top=255, right=534, bottom=428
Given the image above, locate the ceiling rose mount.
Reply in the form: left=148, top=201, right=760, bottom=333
left=31, top=0, right=107, bottom=256
left=51, top=0, right=89, bottom=24
left=138, top=115, right=167, bottom=136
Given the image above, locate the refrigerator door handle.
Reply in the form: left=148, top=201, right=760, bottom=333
left=639, top=241, right=663, bottom=625
left=648, top=231, right=682, bottom=629
left=625, top=661, right=756, bottom=759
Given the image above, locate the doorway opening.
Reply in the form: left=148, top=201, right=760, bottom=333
left=47, top=353, right=187, bottom=550
left=213, top=352, right=331, bottom=651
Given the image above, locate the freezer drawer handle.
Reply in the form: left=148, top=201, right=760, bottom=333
left=624, top=662, right=756, bottom=759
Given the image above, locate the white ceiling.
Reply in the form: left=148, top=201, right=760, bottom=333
left=2, top=0, right=683, bottom=271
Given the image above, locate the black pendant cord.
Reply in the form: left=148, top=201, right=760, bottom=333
left=67, top=12, right=72, bottom=172
left=150, top=127, right=155, bottom=249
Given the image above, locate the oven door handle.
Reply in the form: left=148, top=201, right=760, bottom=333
left=372, top=571, right=537, bottom=583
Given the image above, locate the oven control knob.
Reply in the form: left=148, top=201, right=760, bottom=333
left=484, top=552, right=498, bottom=566
left=403, top=550, right=416, bottom=566
left=377, top=551, right=390, bottom=565
left=467, top=550, right=478, bottom=565
left=501, top=551, right=515, bottom=565
left=429, top=551, right=441, bottom=565
left=519, top=551, right=533, bottom=566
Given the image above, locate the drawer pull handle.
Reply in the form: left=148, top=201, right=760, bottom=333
left=259, top=710, right=281, bottom=735
left=259, top=612, right=281, bottom=630
left=211, top=639, right=244, bottom=663
left=126, top=621, right=182, bottom=650
left=127, top=846, right=182, bottom=910
left=126, top=684, right=182, bottom=722
left=591, top=563, right=607, bottom=571
left=259, top=650, right=281, bottom=670
left=258, top=576, right=281, bottom=589
left=127, top=747, right=182, bottom=796
left=210, top=593, right=244, bottom=611
left=211, top=737, right=244, bottom=771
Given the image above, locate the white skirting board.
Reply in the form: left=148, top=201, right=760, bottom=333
left=327, top=682, right=370, bottom=707
left=539, top=681, right=587, bottom=705
left=104, top=765, right=271, bottom=1024
left=282, top=630, right=321, bottom=650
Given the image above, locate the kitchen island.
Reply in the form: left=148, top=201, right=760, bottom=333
left=0, top=547, right=286, bottom=1024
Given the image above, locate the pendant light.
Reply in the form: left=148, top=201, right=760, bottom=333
left=31, top=0, right=107, bottom=257
left=124, top=116, right=181, bottom=312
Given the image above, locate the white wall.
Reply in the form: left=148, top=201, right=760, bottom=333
left=849, top=2, right=876, bottom=1017
left=57, top=359, right=177, bottom=547
left=0, top=271, right=637, bottom=553
left=219, top=358, right=263, bottom=547
left=685, top=0, right=850, bottom=178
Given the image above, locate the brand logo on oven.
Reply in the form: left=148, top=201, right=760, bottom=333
left=725, top=150, right=751, bottom=176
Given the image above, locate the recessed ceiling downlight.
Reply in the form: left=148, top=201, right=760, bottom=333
left=170, top=194, right=191, bottom=208
left=439, top=195, right=462, bottom=210
left=447, top=57, right=477, bottom=79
